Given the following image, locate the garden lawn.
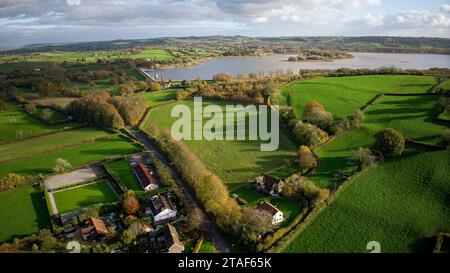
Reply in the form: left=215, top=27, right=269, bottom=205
left=0, top=103, right=75, bottom=143
left=143, top=100, right=297, bottom=188
left=0, top=137, right=140, bottom=178
left=105, top=159, right=142, bottom=191
left=138, top=90, right=177, bottom=106
left=0, top=186, right=50, bottom=243
left=284, top=146, right=450, bottom=253
left=282, top=75, right=436, bottom=118
left=53, top=180, right=118, bottom=213
left=0, top=127, right=114, bottom=164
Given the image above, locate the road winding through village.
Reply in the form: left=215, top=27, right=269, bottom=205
left=128, top=128, right=231, bottom=253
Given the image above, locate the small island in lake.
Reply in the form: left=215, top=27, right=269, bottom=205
left=287, top=49, right=353, bottom=62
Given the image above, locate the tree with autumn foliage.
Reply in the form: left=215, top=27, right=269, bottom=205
left=122, top=190, right=140, bottom=215
left=298, top=145, right=317, bottom=174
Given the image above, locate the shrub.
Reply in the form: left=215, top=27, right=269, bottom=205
left=282, top=174, right=329, bottom=207
left=53, top=158, right=72, bottom=173
left=291, top=120, right=328, bottom=148
left=41, top=108, right=53, bottom=123
left=24, top=103, right=38, bottom=115
left=147, top=82, right=161, bottom=92
left=0, top=173, right=31, bottom=192
left=134, top=81, right=147, bottom=91
left=349, top=148, right=377, bottom=170
left=374, top=128, right=405, bottom=157
left=298, top=145, right=317, bottom=174
left=212, top=73, right=233, bottom=82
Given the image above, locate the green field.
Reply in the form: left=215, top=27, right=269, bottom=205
left=138, top=90, right=177, bottom=106
left=0, top=137, right=140, bottom=178
left=143, top=100, right=298, bottom=188
left=105, top=159, right=142, bottom=191
left=282, top=75, right=436, bottom=118
left=309, top=95, right=447, bottom=189
left=53, top=181, right=118, bottom=214
left=0, top=186, right=49, bottom=242
left=231, top=185, right=303, bottom=225
left=0, top=128, right=114, bottom=164
left=284, top=146, right=450, bottom=253
left=0, top=103, right=75, bottom=143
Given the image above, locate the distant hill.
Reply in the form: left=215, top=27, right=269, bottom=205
left=2, top=36, right=450, bottom=55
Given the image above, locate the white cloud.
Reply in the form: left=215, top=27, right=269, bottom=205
left=440, top=4, right=450, bottom=13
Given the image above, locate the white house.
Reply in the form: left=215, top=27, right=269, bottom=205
left=258, top=201, right=284, bottom=225
left=148, top=194, right=177, bottom=223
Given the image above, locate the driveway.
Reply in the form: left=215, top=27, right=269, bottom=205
left=44, top=166, right=102, bottom=190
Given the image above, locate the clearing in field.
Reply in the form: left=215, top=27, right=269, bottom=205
left=0, top=137, right=140, bottom=178
left=0, top=186, right=50, bottom=243
left=0, top=103, right=75, bottom=143
left=143, top=99, right=298, bottom=188
left=284, top=145, right=450, bottom=253
left=282, top=75, right=436, bottom=119
left=104, top=159, right=142, bottom=191
left=52, top=180, right=118, bottom=214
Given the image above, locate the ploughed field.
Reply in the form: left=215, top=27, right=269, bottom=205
left=280, top=75, right=449, bottom=253
left=143, top=100, right=298, bottom=189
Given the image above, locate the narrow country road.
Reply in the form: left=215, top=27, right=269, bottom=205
left=127, top=127, right=231, bottom=253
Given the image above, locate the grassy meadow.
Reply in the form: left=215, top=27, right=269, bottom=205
left=284, top=146, right=450, bottom=253
left=0, top=128, right=114, bottom=164
left=0, top=103, right=75, bottom=143
left=282, top=75, right=436, bottom=119
left=0, top=137, right=140, bottom=178
left=0, top=186, right=50, bottom=242
left=143, top=99, right=298, bottom=188
left=138, top=90, right=177, bottom=107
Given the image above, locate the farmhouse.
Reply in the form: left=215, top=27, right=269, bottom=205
left=75, top=217, right=110, bottom=242
left=256, top=174, right=284, bottom=196
left=258, top=201, right=284, bottom=225
left=146, top=194, right=177, bottom=223
left=133, top=163, right=159, bottom=192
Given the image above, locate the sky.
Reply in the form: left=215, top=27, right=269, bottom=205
left=0, top=0, right=449, bottom=48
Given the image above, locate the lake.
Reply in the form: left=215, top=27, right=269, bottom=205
left=146, top=52, right=450, bottom=81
